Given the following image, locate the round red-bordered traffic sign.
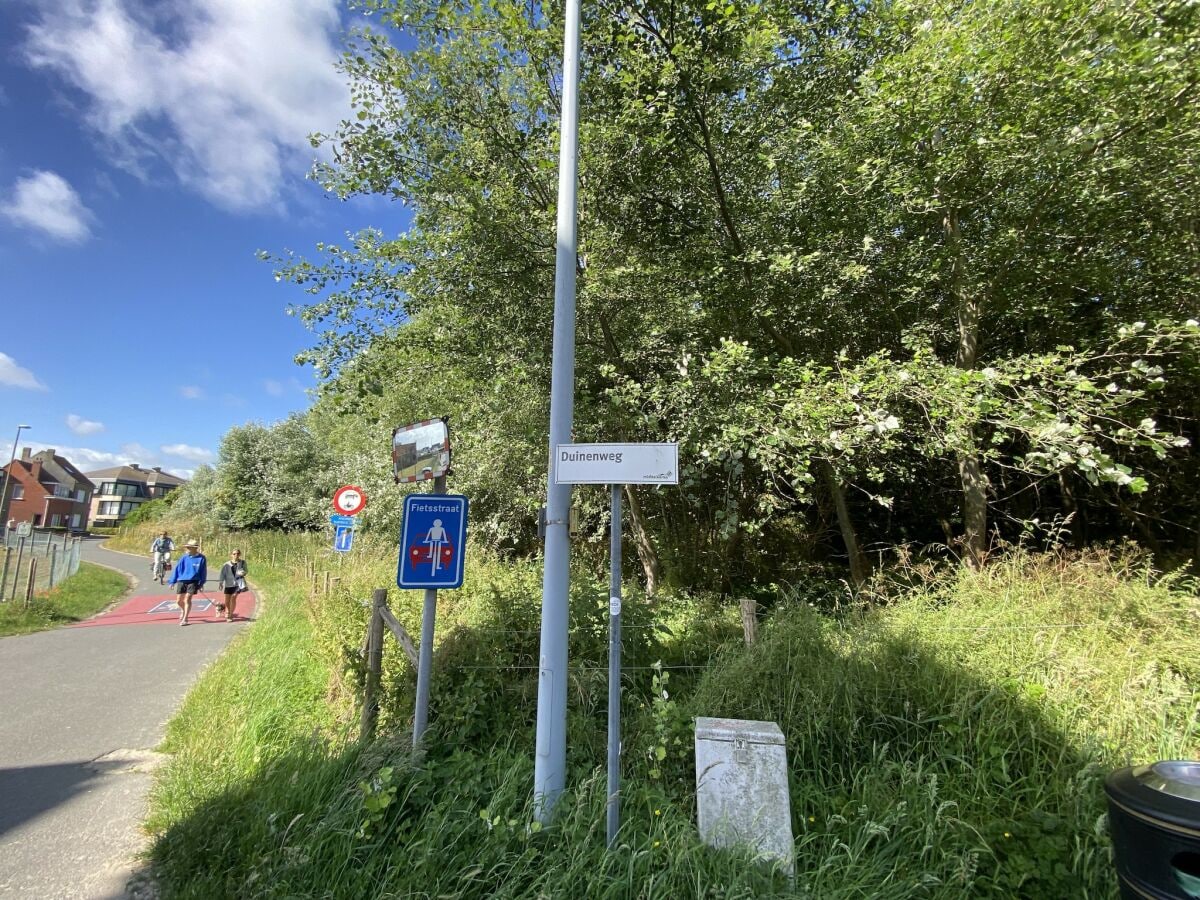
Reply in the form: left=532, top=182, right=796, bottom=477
left=333, top=485, right=367, bottom=516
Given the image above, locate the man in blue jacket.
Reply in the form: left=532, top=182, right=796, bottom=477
left=168, top=539, right=207, bottom=626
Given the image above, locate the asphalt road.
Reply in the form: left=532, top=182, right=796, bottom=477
left=0, top=539, right=249, bottom=899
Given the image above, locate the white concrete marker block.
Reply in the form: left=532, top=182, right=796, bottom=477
left=694, top=717, right=795, bottom=874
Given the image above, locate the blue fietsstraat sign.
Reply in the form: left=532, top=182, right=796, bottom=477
left=397, top=494, right=468, bottom=589
left=334, top=525, right=355, bottom=553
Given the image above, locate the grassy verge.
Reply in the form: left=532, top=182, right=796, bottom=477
left=0, top=561, right=129, bottom=637
left=118, top=518, right=1198, bottom=898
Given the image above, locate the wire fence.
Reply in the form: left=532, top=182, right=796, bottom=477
left=0, top=529, right=84, bottom=603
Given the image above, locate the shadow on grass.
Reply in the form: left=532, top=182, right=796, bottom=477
left=687, top=608, right=1118, bottom=897
left=145, top=597, right=1122, bottom=899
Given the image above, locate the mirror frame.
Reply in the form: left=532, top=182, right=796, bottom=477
left=392, top=418, right=451, bottom=483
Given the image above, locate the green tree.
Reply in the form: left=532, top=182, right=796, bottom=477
left=272, top=0, right=1199, bottom=585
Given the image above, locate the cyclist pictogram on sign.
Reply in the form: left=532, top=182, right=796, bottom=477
left=407, top=518, right=456, bottom=575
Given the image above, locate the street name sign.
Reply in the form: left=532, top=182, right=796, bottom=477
left=330, top=514, right=356, bottom=527
left=554, top=443, right=679, bottom=485
left=397, top=494, right=468, bottom=589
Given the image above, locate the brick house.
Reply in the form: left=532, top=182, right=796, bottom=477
left=86, top=464, right=186, bottom=528
left=1, top=448, right=95, bottom=531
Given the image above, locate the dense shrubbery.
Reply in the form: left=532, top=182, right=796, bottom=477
left=161, top=0, right=1200, bottom=592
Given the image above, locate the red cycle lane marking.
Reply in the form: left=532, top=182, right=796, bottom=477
left=70, top=592, right=257, bottom=627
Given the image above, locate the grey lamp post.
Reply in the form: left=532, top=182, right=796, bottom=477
left=533, top=0, right=582, bottom=824
left=1, top=424, right=31, bottom=533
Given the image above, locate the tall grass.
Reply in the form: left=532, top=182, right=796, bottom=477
left=689, top=551, right=1199, bottom=897
left=117, top=518, right=1198, bottom=898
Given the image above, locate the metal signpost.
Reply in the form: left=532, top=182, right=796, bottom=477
left=554, top=442, right=679, bottom=847
left=398, top=491, right=468, bottom=748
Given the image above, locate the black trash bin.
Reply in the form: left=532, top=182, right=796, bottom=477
left=1106, top=761, right=1200, bottom=899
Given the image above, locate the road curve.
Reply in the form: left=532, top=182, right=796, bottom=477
left=0, top=538, right=250, bottom=899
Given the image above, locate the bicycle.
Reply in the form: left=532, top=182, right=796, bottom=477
left=152, top=551, right=172, bottom=585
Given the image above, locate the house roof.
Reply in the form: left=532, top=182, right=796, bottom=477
left=33, top=451, right=95, bottom=491
left=1, top=459, right=85, bottom=497
left=84, top=464, right=187, bottom=486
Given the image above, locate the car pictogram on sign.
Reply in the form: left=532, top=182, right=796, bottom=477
left=407, top=535, right=455, bottom=573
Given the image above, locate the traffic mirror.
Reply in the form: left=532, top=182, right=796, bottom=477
left=392, top=419, right=451, bottom=483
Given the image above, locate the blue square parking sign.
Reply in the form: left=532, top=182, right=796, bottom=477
left=397, top=494, right=468, bottom=589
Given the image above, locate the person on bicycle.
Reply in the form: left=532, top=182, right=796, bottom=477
left=151, top=531, right=174, bottom=579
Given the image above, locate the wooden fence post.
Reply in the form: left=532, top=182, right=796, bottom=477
left=25, top=559, right=37, bottom=608
left=740, top=598, right=758, bottom=647
left=360, top=588, right=387, bottom=742
left=0, top=547, right=11, bottom=602
left=13, top=538, right=26, bottom=602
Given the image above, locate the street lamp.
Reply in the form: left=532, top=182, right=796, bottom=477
left=1, top=424, right=31, bottom=533
left=533, top=0, right=582, bottom=824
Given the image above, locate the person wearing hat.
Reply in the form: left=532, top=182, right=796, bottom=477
left=168, top=539, right=208, bottom=626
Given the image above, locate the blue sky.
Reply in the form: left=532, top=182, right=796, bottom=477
left=0, top=0, right=410, bottom=479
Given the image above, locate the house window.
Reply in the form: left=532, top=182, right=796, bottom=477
left=100, top=482, right=116, bottom=495
left=51, top=514, right=62, bottom=527
left=12, top=484, right=23, bottom=500
left=32, top=514, right=41, bottom=526
left=71, top=514, right=81, bottom=528
left=99, top=501, right=121, bottom=515
left=75, top=489, right=86, bottom=502
left=120, top=501, right=136, bottom=515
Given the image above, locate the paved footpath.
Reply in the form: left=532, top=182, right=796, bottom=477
left=0, top=539, right=255, bottom=899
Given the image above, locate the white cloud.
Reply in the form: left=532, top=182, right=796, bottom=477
left=66, top=413, right=105, bottom=435
left=121, top=442, right=155, bottom=461
left=263, top=379, right=284, bottom=397
left=24, top=0, right=348, bottom=213
left=0, top=352, right=49, bottom=390
left=180, top=385, right=204, bottom=400
left=18, top=442, right=130, bottom=470
left=0, top=171, right=94, bottom=242
left=161, top=443, right=215, bottom=464
left=54, top=447, right=128, bottom=469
